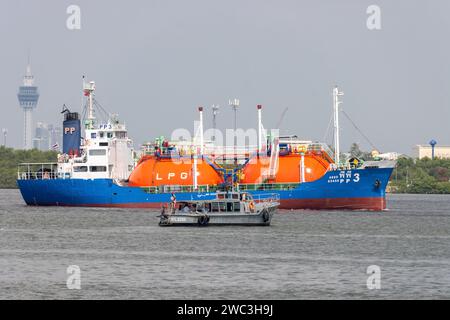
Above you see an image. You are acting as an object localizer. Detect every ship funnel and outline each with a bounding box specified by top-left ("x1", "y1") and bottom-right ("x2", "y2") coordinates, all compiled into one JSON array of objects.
[{"x1": 62, "y1": 107, "x2": 81, "y2": 156}]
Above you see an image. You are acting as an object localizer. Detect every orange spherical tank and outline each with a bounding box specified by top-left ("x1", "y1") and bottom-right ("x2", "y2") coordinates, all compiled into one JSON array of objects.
[
  {"x1": 240, "y1": 154, "x2": 330, "y2": 184},
  {"x1": 128, "y1": 156, "x2": 224, "y2": 187}
]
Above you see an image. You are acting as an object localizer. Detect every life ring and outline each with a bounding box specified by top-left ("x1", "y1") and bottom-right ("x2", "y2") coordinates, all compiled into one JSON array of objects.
[
  {"x1": 249, "y1": 201, "x2": 255, "y2": 212},
  {"x1": 262, "y1": 210, "x2": 270, "y2": 223},
  {"x1": 198, "y1": 214, "x2": 210, "y2": 226}
]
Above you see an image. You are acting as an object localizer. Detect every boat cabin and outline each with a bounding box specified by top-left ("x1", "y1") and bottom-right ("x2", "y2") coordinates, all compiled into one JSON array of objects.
[{"x1": 174, "y1": 191, "x2": 255, "y2": 214}]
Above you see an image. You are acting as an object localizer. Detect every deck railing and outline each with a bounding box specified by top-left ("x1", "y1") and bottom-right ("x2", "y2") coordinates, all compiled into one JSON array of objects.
[
  {"x1": 17, "y1": 163, "x2": 60, "y2": 180},
  {"x1": 237, "y1": 182, "x2": 299, "y2": 191},
  {"x1": 140, "y1": 182, "x2": 298, "y2": 194},
  {"x1": 251, "y1": 192, "x2": 280, "y2": 203},
  {"x1": 141, "y1": 184, "x2": 219, "y2": 194}
]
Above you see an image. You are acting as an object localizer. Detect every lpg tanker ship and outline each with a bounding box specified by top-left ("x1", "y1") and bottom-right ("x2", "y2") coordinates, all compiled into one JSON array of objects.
[{"x1": 17, "y1": 81, "x2": 395, "y2": 210}]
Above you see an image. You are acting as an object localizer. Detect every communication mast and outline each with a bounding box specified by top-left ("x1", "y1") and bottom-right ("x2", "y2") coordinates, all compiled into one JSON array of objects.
[
  {"x1": 229, "y1": 99, "x2": 240, "y2": 161},
  {"x1": 211, "y1": 104, "x2": 220, "y2": 141},
  {"x1": 229, "y1": 99, "x2": 240, "y2": 132},
  {"x1": 17, "y1": 58, "x2": 39, "y2": 150}
]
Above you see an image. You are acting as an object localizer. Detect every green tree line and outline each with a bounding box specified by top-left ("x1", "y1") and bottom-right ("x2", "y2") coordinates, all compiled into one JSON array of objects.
[
  {"x1": 390, "y1": 157, "x2": 450, "y2": 194},
  {"x1": 348, "y1": 143, "x2": 450, "y2": 194},
  {"x1": 0, "y1": 146, "x2": 57, "y2": 189}
]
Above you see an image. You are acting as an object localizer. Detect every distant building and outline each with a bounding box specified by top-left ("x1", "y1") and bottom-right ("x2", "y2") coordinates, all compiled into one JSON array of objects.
[
  {"x1": 413, "y1": 145, "x2": 450, "y2": 159},
  {"x1": 17, "y1": 62, "x2": 39, "y2": 150},
  {"x1": 375, "y1": 152, "x2": 403, "y2": 161},
  {"x1": 48, "y1": 124, "x2": 62, "y2": 151},
  {"x1": 33, "y1": 122, "x2": 49, "y2": 151},
  {"x1": 368, "y1": 149, "x2": 405, "y2": 161},
  {"x1": 32, "y1": 122, "x2": 62, "y2": 151}
]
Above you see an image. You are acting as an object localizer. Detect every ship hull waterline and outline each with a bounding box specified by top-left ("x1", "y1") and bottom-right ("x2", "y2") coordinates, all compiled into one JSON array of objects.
[{"x1": 17, "y1": 167, "x2": 393, "y2": 211}]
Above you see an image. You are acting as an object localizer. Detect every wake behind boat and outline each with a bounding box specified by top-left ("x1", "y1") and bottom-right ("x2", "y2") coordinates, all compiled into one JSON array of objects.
[{"x1": 158, "y1": 191, "x2": 279, "y2": 226}]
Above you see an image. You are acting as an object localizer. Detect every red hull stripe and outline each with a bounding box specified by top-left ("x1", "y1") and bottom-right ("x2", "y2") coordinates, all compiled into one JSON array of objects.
[
  {"x1": 279, "y1": 197, "x2": 386, "y2": 211},
  {"x1": 55, "y1": 197, "x2": 386, "y2": 211}
]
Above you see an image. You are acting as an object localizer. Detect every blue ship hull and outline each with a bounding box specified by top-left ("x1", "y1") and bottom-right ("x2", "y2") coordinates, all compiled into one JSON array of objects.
[{"x1": 17, "y1": 167, "x2": 393, "y2": 210}]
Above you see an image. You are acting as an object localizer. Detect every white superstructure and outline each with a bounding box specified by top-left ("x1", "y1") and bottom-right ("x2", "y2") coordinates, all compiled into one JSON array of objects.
[{"x1": 57, "y1": 81, "x2": 135, "y2": 180}]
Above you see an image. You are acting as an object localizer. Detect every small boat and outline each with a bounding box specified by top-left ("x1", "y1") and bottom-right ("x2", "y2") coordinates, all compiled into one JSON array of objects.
[{"x1": 158, "y1": 191, "x2": 279, "y2": 226}]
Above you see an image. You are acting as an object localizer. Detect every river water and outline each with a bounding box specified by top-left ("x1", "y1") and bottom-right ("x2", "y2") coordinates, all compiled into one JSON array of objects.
[{"x1": 0, "y1": 189, "x2": 449, "y2": 299}]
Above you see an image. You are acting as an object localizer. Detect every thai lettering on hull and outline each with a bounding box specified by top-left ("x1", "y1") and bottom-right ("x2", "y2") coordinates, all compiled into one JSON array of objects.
[{"x1": 327, "y1": 170, "x2": 360, "y2": 184}]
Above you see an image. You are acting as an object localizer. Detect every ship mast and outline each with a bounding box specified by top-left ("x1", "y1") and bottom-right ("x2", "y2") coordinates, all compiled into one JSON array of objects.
[
  {"x1": 198, "y1": 106, "x2": 204, "y2": 154},
  {"x1": 211, "y1": 104, "x2": 219, "y2": 142},
  {"x1": 83, "y1": 80, "x2": 96, "y2": 129},
  {"x1": 192, "y1": 106, "x2": 204, "y2": 190},
  {"x1": 333, "y1": 86, "x2": 344, "y2": 166},
  {"x1": 257, "y1": 105, "x2": 263, "y2": 153}
]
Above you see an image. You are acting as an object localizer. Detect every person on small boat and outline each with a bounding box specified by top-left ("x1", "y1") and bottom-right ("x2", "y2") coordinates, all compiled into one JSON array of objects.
[
  {"x1": 160, "y1": 205, "x2": 169, "y2": 218},
  {"x1": 170, "y1": 192, "x2": 177, "y2": 212},
  {"x1": 181, "y1": 203, "x2": 190, "y2": 213}
]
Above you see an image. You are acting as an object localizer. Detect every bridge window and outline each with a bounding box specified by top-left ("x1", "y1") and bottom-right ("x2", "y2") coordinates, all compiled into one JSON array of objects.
[
  {"x1": 91, "y1": 132, "x2": 97, "y2": 139},
  {"x1": 73, "y1": 166, "x2": 88, "y2": 172},
  {"x1": 90, "y1": 166, "x2": 107, "y2": 172},
  {"x1": 89, "y1": 149, "x2": 106, "y2": 156},
  {"x1": 211, "y1": 202, "x2": 220, "y2": 212},
  {"x1": 218, "y1": 202, "x2": 226, "y2": 212},
  {"x1": 116, "y1": 131, "x2": 127, "y2": 139}
]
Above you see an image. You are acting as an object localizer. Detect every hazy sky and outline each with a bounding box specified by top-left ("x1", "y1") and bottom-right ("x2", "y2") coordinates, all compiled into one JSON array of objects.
[{"x1": 1, "y1": 0, "x2": 449, "y2": 155}]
